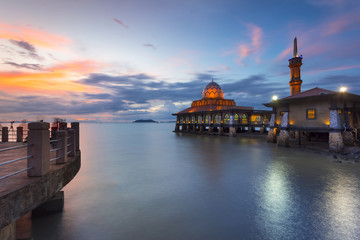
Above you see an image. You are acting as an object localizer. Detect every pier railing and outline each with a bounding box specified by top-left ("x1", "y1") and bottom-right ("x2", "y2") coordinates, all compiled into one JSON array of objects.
[
  {"x1": 0, "y1": 127, "x2": 28, "y2": 142},
  {"x1": 0, "y1": 122, "x2": 79, "y2": 180}
]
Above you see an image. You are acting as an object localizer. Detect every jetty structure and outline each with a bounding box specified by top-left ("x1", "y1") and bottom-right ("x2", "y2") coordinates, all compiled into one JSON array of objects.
[
  {"x1": 0, "y1": 121, "x2": 80, "y2": 240},
  {"x1": 264, "y1": 37, "x2": 360, "y2": 152},
  {"x1": 172, "y1": 79, "x2": 271, "y2": 136}
]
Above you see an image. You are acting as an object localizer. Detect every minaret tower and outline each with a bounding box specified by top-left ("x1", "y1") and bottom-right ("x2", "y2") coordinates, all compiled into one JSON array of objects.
[{"x1": 288, "y1": 37, "x2": 303, "y2": 96}]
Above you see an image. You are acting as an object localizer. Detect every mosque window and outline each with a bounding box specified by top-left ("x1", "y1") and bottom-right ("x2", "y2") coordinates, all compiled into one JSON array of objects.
[
  {"x1": 197, "y1": 115, "x2": 202, "y2": 123},
  {"x1": 251, "y1": 115, "x2": 261, "y2": 123},
  {"x1": 223, "y1": 114, "x2": 230, "y2": 124},
  {"x1": 205, "y1": 115, "x2": 209, "y2": 124},
  {"x1": 306, "y1": 109, "x2": 316, "y2": 119},
  {"x1": 241, "y1": 114, "x2": 248, "y2": 124},
  {"x1": 214, "y1": 114, "x2": 220, "y2": 124},
  {"x1": 191, "y1": 116, "x2": 195, "y2": 123},
  {"x1": 234, "y1": 114, "x2": 240, "y2": 123}
]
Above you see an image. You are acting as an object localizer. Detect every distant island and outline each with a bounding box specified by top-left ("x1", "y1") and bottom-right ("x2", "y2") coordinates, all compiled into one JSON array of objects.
[{"x1": 133, "y1": 119, "x2": 158, "y2": 123}]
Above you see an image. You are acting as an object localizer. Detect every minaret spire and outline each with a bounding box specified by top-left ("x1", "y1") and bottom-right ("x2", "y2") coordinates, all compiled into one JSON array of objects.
[
  {"x1": 293, "y1": 37, "x2": 298, "y2": 58},
  {"x1": 288, "y1": 37, "x2": 303, "y2": 96}
]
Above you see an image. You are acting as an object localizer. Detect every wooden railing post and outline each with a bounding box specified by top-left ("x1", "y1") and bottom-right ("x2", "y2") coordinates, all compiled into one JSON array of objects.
[
  {"x1": 27, "y1": 122, "x2": 50, "y2": 177},
  {"x1": 17, "y1": 127, "x2": 23, "y2": 142},
  {"x1": 2, "y1": 127, "x2": 8, "y2": 142},
  {"x1": 56, "y1": 130, "x2": 67, "y2": 164},
  {"x1": 67, "y1": 129, "x2": 75, "y2": 157},
  {"x1": 71, "y1": 122, "x2": 79, "y2": 152}
]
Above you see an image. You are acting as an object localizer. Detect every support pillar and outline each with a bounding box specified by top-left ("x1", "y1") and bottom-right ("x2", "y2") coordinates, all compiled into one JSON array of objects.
[
  {"x1": 229, "y1": 114, "x2": 236, "y2": 137},
  {"x1": 27, "y1": 122, "x2": 50, "y2": 177},
  {"x1": 267, "y1": 113, "x2": 277, "y2": 143},
  {"x1": 247, "y1": 126, "x2": 253, "y2": 133},
  {"x1": 174, "y1": 124, "x2": 180, "y2": 132},
  {"x1": 295, "y1": 131, "x2": 301, "y2": 145},
  {"x1": 329, "y1": 109, "x2": 344, "y2": 152},
  {"x1": 218, "y1": 126, "x2": 223, "y2": 135},
  {"x1": 16, "y1": 212, "x2": 32, "y2": 240},
  {"x1": 2, "y1": 127, "x2": 8, "y2": 142},
  {"x1": 192, "y1": 125, "x2": 196, "y2": 133},
  {"x1": 342, "y1": 131, "x2": 355, "y2": 146},
  {"x1": 200, "y1": 125, "x2": 204, "y2": 133},
  {"x1": 277, "y1": 112, "x2": 290, "y2": 147},
  {"x1": 260, "y1": 126, "x2": 266, "y2": 134}
]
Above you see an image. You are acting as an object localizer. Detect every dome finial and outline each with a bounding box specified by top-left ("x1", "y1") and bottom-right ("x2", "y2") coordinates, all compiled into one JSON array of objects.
[{"x1": 211, "y1": 78, "x2": 214, "y2": 82}]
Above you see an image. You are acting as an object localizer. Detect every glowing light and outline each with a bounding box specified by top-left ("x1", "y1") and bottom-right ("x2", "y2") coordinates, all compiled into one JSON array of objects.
[
  {"x1": 339, "y1": 86, "x2": 347, "y2": 93},
  {"x1": 272, "y1": 95, "x2": 278, "y2": 101}
]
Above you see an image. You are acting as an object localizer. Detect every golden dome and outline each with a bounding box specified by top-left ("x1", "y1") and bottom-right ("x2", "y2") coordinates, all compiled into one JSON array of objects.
[{"x1": 202, "y1": 80, "x2": 224, "y2": 99}]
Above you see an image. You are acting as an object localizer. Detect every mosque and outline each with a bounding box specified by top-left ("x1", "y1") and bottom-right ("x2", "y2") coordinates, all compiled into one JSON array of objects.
[
  {"x1": 172, "y1": 79, "x2": 271, "y2": 136},
  {"x1": 173, "y1": 38, "x2": 360, "y2": 152}
]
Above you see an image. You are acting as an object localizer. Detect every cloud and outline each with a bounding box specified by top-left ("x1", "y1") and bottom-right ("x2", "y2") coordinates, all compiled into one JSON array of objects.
[
  {"x1": 226, "y1": 23, "x2": 263, "y2": 64},
  {"x1": 0, "y1": 22, "x2": 70, "y2": 48},
  {"x1": 9, "y1": 39, "x2": 43, "y2": 60},
  {"x1": 143, "y1": 43, "x2": 156, "y2": 50},
  {"x1": 0, "y1": 60, "x2": 103, "y2": 94},
  {"x1": 113, "y1": 18, "x2": 129, "y2": 29},
  {"x1": 3, "y1": 61, "x2": 43, "y2": 71},
  {"x1": 275, "y1": 7, "x2": 360, "y2": 62}
]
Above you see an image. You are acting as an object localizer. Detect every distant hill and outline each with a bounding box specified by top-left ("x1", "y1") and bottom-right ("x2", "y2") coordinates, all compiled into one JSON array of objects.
[{"x1": 133, "y1": 119, "x2": 158, "y2": 123}]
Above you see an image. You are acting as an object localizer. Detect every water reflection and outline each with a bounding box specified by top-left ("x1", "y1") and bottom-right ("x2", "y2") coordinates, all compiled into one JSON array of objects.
[
  {"x1": 255, "y1": 159, "x2": 296, "y2": 239},
  {"x1": 321, "y1": 167, "x2": 360, "y2": 239},
  {"x1": 32, "y1": 123, "x2": 360, "y2": 240}
]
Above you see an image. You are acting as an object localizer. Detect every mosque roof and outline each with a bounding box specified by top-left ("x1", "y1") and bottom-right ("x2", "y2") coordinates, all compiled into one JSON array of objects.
[
  {"x1": 202, "y1": 80, "x2": 224, "y2": 99},
  {"x1": 263, "y1": 87, "x2": 360, "y2": 107},
  {"x1": 281, "y1": 87, "x2": 336, "y2": 100},
  {"x1": 176, "y1": 105, "x2": 253, "y2": 114}
]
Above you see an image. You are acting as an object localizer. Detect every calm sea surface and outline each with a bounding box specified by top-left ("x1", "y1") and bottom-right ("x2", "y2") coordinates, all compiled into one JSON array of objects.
[{"x1": 33, "y1": 123, "x2": 360, "y2": 240}]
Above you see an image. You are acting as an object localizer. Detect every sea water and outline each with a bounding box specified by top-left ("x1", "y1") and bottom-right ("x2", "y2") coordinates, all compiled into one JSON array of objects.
[{"x1": 32, "y1": 123, "x2": 360, "y2": 240}]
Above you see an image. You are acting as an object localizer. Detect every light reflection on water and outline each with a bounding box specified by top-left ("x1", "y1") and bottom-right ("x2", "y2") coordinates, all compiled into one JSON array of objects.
[{"x1": 33, "y1": 123, "x2": 360, "y2": 240}]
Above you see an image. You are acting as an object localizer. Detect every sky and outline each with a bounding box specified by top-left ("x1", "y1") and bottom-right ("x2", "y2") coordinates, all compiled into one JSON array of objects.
[{"x1": 1, "y1": 0, "x2": 360, "y2": 122}]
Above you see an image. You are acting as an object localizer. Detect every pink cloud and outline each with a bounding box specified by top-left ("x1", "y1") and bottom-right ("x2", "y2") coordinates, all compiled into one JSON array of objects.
[
  {"x1": 113, "y1": 18, "x2": 129, "y2": 29},
  {"x1": 275, "y1": 46, "x2": 292, "y2": 62},
  {"x1": 231, "y1": 23, "x2": 263, "y2": 64},
  {"x1": 275, "y1": 7, "x2": 360, "y2": 62},
  {"x1": 306, "y1": 64, "x2": 360, "y2": 75}
]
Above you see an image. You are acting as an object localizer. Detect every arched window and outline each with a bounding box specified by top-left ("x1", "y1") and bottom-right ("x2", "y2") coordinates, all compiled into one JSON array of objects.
[
  {"x1": 234, "y1": 114, "x2": 240, "y2": 123},
  {"x1": 186, "y1": 116, "x2": 189, "y2": 123},
  {"x1": 197, "y1": 115, "x2": 202, "y2": 123},
  {"x1": 180, "y1": 117, "x2": 184, "y2": 123},
  {"x1": 205, "y1": 115, "x2": 209, "y2": 124},
  {"x1": 191, "y1": 115, "x2": 195, "y2": 123},
  {"x1": 241, "y1": 114, "x2": 248, "y2": 124},
  {"x1": 223, "y1": 114, "x2": 230, "y2": 124},
  {"x1": 263, "y1": 115, "x2": 268, "y2": 124},
  {"x1": 214, "y1": 114, "x2": 220, "y2": 124}
]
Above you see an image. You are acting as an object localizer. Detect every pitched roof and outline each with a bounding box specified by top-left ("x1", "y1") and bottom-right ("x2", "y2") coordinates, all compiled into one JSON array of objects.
[{"x1": 281, "y1": 87, "x2": 336, "y2": 100}]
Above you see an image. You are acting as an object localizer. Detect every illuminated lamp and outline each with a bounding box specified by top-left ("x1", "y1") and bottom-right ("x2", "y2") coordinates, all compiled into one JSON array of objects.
[
  {"x1": 339, "y1": 86, "x2": 347, "y2": 93},
  {"x1": 272, "y1": 95, "x2": 278, "y2": 101}
]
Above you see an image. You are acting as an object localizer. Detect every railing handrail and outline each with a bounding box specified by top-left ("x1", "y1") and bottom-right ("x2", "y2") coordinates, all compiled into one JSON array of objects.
[
  {"x1": 0, "y1": 144, "x2": 31, "y2": 153},
  {"x1": 0, "y1": 155, "x2": 33, "y2": 167},
  {"x1": 0, "y1": 167, "x2": 33, "y2": 180}
]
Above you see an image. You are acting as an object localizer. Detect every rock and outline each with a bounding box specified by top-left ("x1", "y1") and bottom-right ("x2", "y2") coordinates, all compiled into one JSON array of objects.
[{"x1": 333, "y1": 155, "x2": 338, "y2": 159}]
